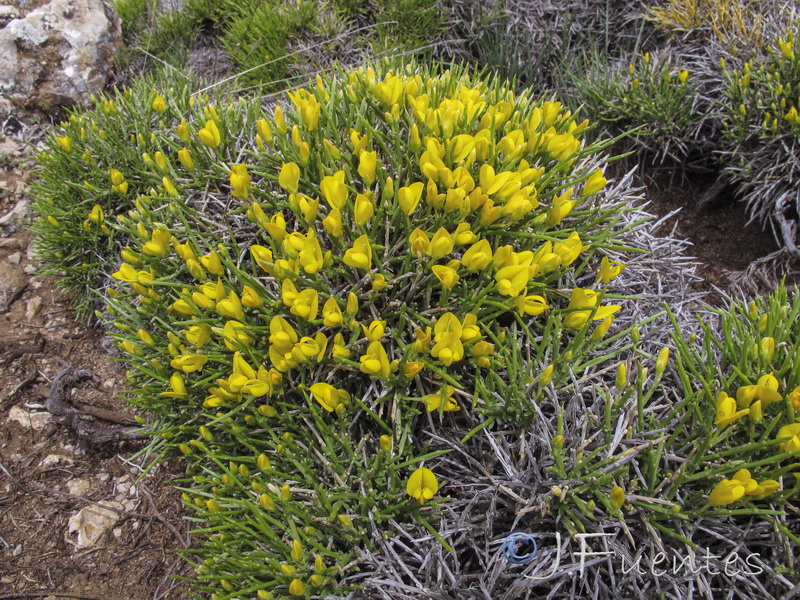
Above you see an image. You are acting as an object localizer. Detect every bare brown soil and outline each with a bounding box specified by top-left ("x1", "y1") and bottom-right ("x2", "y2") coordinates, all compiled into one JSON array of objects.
[
  {"x1": 0, "y1": 144, "x2": 192, "y2": 600},
  {"x1": 639, "y1": 168, "x2": 799, "y2": 303}
]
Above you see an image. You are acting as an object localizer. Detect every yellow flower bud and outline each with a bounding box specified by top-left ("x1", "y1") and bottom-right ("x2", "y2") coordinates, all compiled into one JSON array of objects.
[
  {"x1": 151, "y1": 95, "x2": 166, "y2": 113},
  {"x1": 610, "y1": 486, "x2": 625, "y2": 510},
  {"x1": 615, "y1": 363, "x2": 627, "y2": 391},
  {"x1": 655, "y1": 347, "x2": 670, "y2": 375}
]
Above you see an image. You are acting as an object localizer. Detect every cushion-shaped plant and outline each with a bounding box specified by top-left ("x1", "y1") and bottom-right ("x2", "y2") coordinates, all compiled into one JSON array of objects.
[{"x1": 97, "y1": 62, "x2": 651, "y2": 597}]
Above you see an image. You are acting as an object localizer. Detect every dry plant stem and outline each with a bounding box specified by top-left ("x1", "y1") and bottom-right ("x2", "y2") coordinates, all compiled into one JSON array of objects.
[
  {"x1": 46, "y1": 367, "x2": 148, "y2": 444},
  {"x1": 775, "y1": 191, "x2": 800, "y2": 261}
]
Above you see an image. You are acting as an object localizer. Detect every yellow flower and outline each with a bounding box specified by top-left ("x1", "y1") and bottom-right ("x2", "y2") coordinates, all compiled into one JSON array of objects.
[
  {"x1": 297, "y1": 233, "x2": 324, "y2": 274},
  {"x1": 278, "y1": 162, "x2": 300, "y2": 194},
  {"x1": 274, "y1": 106, "x2": 287, "y2": 134},
  {"x1": 178, "y1": 147, "x2": 194, "y2": 171},
  {"x1": 372, "y1": 273, "x2": 387, "y2": 291},
  {"x1": 358, "y1": 150, "x2": 377, "y2": 187},
  {"x1": 460, "y1": 313, "x2": 481, "y2": 342},
  {"x1": 292, "y1": 92, "x2": 320, "y2": 131},
  {"x1": 398, "y1": 182, "x2": 424, "y2": 215},
  {"x1": 151, "y1": 95, "x2": 166, "y2": 113},
  {"x1": 309, "y1": 382, "x2": 348, "y2": 412},
  {"x1": 323, "y1": 138, "x2": 341, "y2": 160},
  {"x1": 343, "y1": 235, "x2": 372, "y2": 271},
  {"x1": 432, "y1": 265, "x2": 459, "y2": 289},
  {"x1": 452, "y1": 222, "x2": 476, "y2": 245},
  {"x1": 583, "y1": 170, "x2": 606, "y2": 197},
  {"x1": 736, "y1": 374, "x2": 781, "y2": 408},
  {"x1": 714, "y1": 391, "x2": 749, "y2": 427},
  {"x1": 230, "y1": 164, "x2": 252, "y2": 199},
  {"x1": 120, "y1": 340, "x2": 143, "y2": 357},
  {"x1": 610, "y1": 486, "x2": 625, "y2": 510},
  {"x1": 547, "y1": 188, "x2": 574, "y2": 226},
  {"x1": 431, "y1": 313, "x2": 464, "y2": 366},
  {"x1": 250, "y1": 245, "x2": 274, "y2": 272},
  {"x1": 346, "y1": 292, "x2": 359, "y2": 317},
  {"x1": 515, "y1": 294, "x2": 548, "y2": 316},
  {"x1": 281, "y1": 280, "x2": 319, "y2": 320},
  {"x1": 730, "y1": 469, "x2": 772, "y2": 497},
  {"x1": 269, "y1": 316, "x2": 298, "y2": 353},
  {"x1": 411, "y1": 327, "x2": 432, "y2": 353},
  {"x1": 177, "y1": 119, "x2": 190, "y2": 142},
  {"x1": 749, "y1": 399, "x2": 763, "y2": 423},
  {"x1": 162, "y1": 176, "x2": 178, "y2": 198},
  {"x1": 262, "y1": 210, "x2": 287, "y2": 243},
  {"x1": 288, "y1": 579, "x2": 305, "y2": 596},
  {"x1": 154, "y1": 151, "x2": 168, "y2": 172},
  {"x1": 553, "y1": 231, "x2": 586, "y2": 266},
  {"x1": 354, "y1": 193, "x2": 374, "y2": 225},
  {"x1": 359, "y1": 341, "x2": 390, "y2": 377},
  {"x1": 198, "y1": 120, "x2": 221, "y2": 148},
  {"x1": 322, "y1": 208, "x2": 343, "y2": 238},
  {"x1": 406, "y1": 467, "x2": 439, "y2": 504},
  {"x1": 320, "y1": 170, "x2": 347, "y2": 209},
  {"x1": 88, "y1": 204, "x2": 104, "y2": 224},
  {"x1": 184, "y1": 324, "x2": 211, "y2": 346},
  {"x1": 241, "y1": 285, "x2": 263, "y2": 308},
  {"x1": 461, "y1": 239, "x2": 492, "y2": 272},
  {"x1": 374, "y1": 76, "x2": 404, "y2": 106},
  {"x1": 222, "y1": 320, "x2": 254, "y2": 351},
  {"x1": 678, "y1": 70, "x2": 689, "y2": 84},
  {"x1": 322, "y1": 297, "x2": 344, "y2": 327},
  {"x1": 598, "y1": 257, "x2": 625, "y2": 284},
  {"x1": 408, "y1": 228, "x2": 430, "y2": 255},
  {"x1": 403, "y1": 361, "x2": 423, "y2": 378},
  {"x1": 216, "y1": 290, "x2": 245, "y2": 321},
  {"x1": 200, "y1": 250, "x2": 225, "y2": 276},
  {"x1": 142, "y1": 229, "x2": 171, "y2": 257},
  {"x1": 109, "y1": 168, "x2": 128, "y2": 194},
  {"x1": 363, "y1": 320, "x2": 386, "y2": 342},
  {"x1": 789, "y1": 386, "x2": 800, "y2": 410},
  {"x1": 422, "y1": 385, "x2": 460, "y2": 412},
  {"x1": 256, "y1": 118, "x2": 273, "y2": 144},
  {"x1": 161, "y1": 372, "x2": 188, "y2": 399},
  {"x1": 779, "y1": 38, "x2": 795, "y2": 60},
  {"x1": 563, "y1": 288, "x2": 621, "y2": 329},
  {"x1": 55, "y1": 136, "x2": 72, "y2": 152},
  {"x1": 170, "y1": 354, "x2": 208, "y2": 373},
  {"x1": 708, "y1": 478, "x2": 746, "y2": 506},
  {"x1": 331, "y1": 332, "x2": 350, "y2": 359},
  {"x1": 760, "y1": 337, "x2": 775, "y2": 362},
  {"x1": 495, "y1": 264, "x2": 529, "y2": 297},
  {"x1": 428, "y1": 228, "x2": 454, "y2": 260},
  {"x1": 777, "y1": 423, "x2": 800, "y2": 453}
]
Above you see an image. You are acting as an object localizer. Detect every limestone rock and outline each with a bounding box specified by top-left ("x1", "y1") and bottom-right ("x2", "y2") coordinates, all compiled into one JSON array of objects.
[
  {"x1": 0, "y1": 260, "x2": 26, "y2": 312},
  {"x1": 66, "y1": 501, "x2": 122, "y2": 548},
  {"x1": 8, "y1": 406, "x2": 50, "y2": 430},
  {"x1": 0, "y1": 0, "x2": 121, "y2": 116}
]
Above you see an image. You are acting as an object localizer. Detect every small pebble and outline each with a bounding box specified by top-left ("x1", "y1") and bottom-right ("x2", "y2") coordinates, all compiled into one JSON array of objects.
[{"x1": 7, "y1": 251, "x2": 21, "y2": 264}]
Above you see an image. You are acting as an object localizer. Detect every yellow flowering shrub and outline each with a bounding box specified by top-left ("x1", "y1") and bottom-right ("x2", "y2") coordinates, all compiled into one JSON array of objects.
[{"x1": 85, "y1": 62, "x2": 654, "y2": 597}]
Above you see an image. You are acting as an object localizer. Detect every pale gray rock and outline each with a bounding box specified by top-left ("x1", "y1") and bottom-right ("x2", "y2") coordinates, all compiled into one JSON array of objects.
[{"x1": 0, "y1": 0, "x2": 121, "y2": 116}]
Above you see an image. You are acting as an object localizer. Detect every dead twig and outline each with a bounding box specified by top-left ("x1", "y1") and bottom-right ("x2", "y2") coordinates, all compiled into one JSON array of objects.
[{"x1": 46, "y1": 367, "x2": 148, "y2": 446}]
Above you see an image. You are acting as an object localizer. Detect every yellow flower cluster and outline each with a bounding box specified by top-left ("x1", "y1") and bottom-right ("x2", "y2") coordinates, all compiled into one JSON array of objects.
[
  {"x1": 107, "y1": 67, "x2": 632, "y2": 530},
  {"x1": 708, "y1": 469, "x2": 779, "y2": 506},
  {"x1": 715, "y1": 373, "x2": 785, "y2": 428}
]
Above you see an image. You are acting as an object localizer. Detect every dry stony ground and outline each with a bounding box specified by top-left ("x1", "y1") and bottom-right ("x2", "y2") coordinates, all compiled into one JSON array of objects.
[
  {"x1": 0, "y1": 134, "x2": 192, "y2": 600},
  {"x1": 0, "y1": 127, "x2": 795, "y2": 600}
]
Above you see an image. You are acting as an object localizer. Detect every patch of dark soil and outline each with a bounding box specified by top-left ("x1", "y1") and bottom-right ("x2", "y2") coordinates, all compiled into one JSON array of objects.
[{"x1": 638, "y1": 168, "x2": 800, "y2": 303}]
